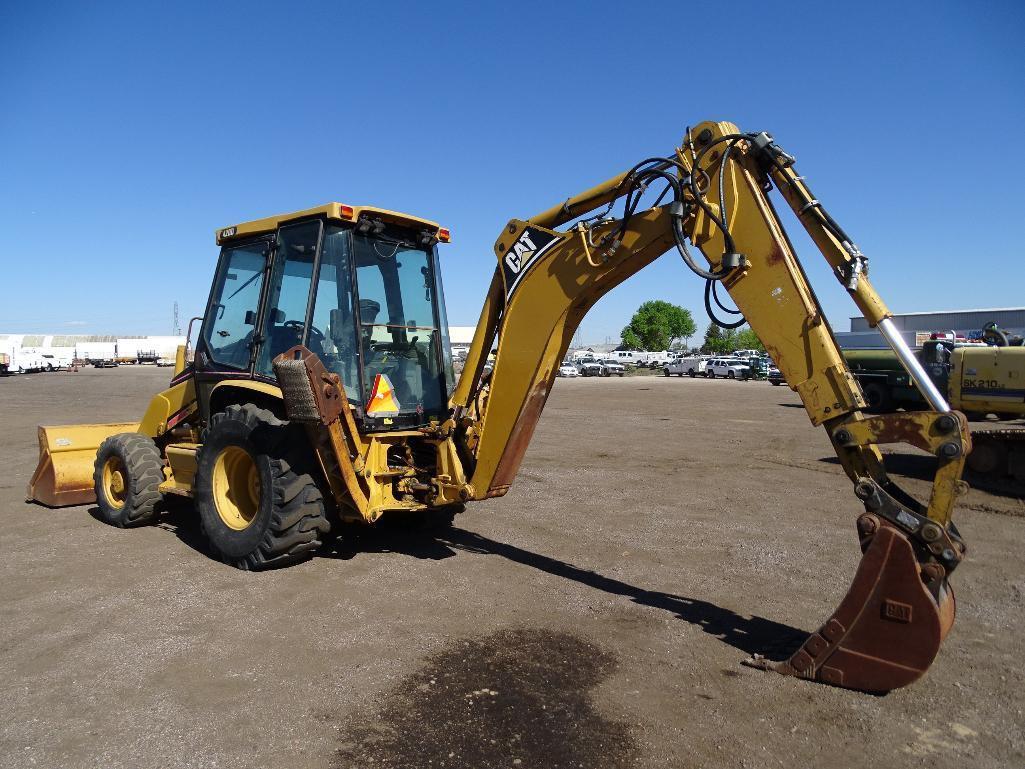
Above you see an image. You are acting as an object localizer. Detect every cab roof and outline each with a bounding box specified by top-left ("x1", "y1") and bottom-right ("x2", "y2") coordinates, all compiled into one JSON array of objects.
[{"x1": 215, "y1": 203, "x2": 449, "y2": 245}]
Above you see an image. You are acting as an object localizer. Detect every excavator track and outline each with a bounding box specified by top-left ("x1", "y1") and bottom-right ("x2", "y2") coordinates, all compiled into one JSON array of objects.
[{"x1": 966, "y1": 427, "x2": 1025, "y2": 489}]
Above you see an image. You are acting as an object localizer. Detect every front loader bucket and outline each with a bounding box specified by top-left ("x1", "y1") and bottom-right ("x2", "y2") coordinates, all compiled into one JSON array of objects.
[
  {"x1": 768, "y1": 524, "x2": 954, "y2": 693},
  {"x1": 27, "y1": 423, "x2": 140, "y2": 507}
]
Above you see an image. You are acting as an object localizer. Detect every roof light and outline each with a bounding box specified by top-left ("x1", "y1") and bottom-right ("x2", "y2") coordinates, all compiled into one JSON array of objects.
[
  {"x1": 339, "y1": 205, "x2": 354, "y2": 220},
  {"x1": 438, "y1": 228, "x2": 451, "y2": 243}
]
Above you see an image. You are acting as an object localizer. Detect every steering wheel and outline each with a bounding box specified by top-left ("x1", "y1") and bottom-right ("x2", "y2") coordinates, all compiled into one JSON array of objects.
[{"x1": 282, "y1": 320, "x2": 326, "y2": 345}]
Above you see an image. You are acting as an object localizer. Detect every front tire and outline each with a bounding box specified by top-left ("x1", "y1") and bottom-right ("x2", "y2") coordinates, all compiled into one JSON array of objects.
[
  {"x1": 195, "y1": 404, "x2": 330, "y2": 570},
  {"x1": 94, "y1": 433, "x2": 163, "y2": 527},
  {"x1": 707, "y1": 370, "x2": 715, "y2": 379}
]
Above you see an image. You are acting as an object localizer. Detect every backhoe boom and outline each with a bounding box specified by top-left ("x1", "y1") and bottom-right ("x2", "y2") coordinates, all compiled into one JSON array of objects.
[{"x1": 451, "y1": 120, "x2": 969, "y2": 692}]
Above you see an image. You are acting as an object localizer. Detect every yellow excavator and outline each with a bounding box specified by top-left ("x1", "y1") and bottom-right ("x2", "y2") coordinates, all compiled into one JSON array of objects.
[{"x1": 28, "y1": 121, "x2": 971, "y2": 694}]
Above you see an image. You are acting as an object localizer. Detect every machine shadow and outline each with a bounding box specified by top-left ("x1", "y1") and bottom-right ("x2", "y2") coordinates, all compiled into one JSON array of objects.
[
  {"x1": 819, "y1": 453, "x2": 936, "y2": 482},
  {"x1": 152, "y1": 499, "x2": 220, "y2": 557},
  {"x1": 328, "y1": 522, "x2": 808, "y2": 661},
  {"x1": 143, "y1": 505, "x2": 806, "y2": 660}
]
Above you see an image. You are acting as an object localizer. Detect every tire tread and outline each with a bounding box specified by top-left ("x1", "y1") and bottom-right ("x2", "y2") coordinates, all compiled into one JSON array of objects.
[
  {"x1": 197, "y1": 403, "x2": 330, "y2": 570},
  {"x1": 93, "y1": 433, "x2": 164, "y2": 527}
]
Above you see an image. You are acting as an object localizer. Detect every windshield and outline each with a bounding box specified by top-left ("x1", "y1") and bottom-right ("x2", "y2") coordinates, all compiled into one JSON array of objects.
[{"x1": 352, "y1": 229, "x2": 450, "y2": 425}]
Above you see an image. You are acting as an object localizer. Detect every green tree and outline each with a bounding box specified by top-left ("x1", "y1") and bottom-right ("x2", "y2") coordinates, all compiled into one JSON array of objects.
[
  {"x1": 620, "y1": 301, "x2": 696, "y2": 351},
  {"x1": 702, "y1": 323, "x2": 738, "y2": 354},
  {"x1": 734, "y1": 326, "x2": 765, "y2": 353}
]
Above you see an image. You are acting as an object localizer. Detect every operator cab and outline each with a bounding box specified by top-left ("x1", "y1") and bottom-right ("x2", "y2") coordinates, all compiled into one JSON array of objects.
[{"x1": 196, "y1": 203, "x2": 455, "y2": 431}]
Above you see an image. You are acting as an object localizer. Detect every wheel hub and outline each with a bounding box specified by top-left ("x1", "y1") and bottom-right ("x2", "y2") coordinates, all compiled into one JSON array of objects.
[
  {"x1": 102, "y1": 456, "x2": 127, "y2": 509},
  {"x1": 213, "y1": 446, "x2": 261, "y2": 530}
]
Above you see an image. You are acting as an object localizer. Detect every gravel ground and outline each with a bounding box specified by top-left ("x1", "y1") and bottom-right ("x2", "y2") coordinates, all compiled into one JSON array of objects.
[{"x1": 1, "y1": 366, "x2": 1022, "y2": 769}]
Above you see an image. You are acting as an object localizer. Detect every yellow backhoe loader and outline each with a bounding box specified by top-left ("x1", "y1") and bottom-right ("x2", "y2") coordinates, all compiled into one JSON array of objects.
[{"x1": 28, "y1": 121, "x2": 971, "y2": 694}]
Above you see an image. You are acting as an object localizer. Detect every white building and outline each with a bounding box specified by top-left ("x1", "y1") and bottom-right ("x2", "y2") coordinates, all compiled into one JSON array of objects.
[
  {"x1": 0, "y1": 334, "x2": 186, "y2": 368},
  {"x1": 840, "y1": 307, "x2": 1025, "y2": 349}
]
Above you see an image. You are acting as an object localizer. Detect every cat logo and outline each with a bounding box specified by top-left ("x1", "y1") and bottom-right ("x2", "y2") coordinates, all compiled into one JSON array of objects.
[
  {"x1": 219, "y1": 226, "x2": 237, "y2": 240},
  {"x1": 500, "y1": 226, "x2": 561, "y2": 299},
  {"x1": 504, "y1": 231, "x2": 537, "y2": 274}
]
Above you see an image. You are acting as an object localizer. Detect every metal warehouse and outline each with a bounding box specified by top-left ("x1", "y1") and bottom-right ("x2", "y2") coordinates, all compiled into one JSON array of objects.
[{"x1": 849, "y1": 307, "x2": 1025, "y2": 336}]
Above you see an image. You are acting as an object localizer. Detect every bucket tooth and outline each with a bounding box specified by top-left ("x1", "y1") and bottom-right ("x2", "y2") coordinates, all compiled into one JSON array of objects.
[{"x1": 776, "y1": 525, "x2": 949, "y2": 694}]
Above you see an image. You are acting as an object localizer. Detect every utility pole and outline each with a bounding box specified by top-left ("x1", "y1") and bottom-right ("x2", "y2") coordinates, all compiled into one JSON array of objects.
[{"x1": 172, "y1": 302, "x2": 181, "y2": 335}]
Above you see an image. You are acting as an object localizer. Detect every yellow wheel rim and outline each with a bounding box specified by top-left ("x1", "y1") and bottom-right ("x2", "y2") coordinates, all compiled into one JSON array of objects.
[
  {"x1": 212, "y1": 446, "x2": 261, "y2": 531},
  {"x1": 102, "y1": 456, "x2": 127, "y2": 510}
]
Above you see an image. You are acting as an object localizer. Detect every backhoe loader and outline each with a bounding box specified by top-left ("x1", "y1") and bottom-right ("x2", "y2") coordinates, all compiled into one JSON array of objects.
[{"x1": 28, "y1": 121, "x2": 971, "y2": 694}]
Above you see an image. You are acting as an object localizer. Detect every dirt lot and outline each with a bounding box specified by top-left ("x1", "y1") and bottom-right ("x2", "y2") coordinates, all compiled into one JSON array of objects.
[{"x1": 1, "y1": 366, "x2": 1023, "y2": 769}]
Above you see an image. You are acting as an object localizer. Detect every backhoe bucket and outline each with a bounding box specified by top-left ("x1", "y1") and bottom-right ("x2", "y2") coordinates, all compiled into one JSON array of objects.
[
  {"x1": 27, "y1": 423, "x2": 140, "y2": 507},
  {"x1": 767, "y1": 524, "x2": 954, "y2": 693}
]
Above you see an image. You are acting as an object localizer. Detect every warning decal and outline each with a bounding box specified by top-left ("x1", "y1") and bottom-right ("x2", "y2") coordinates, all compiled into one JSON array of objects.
[{"x1": 366, "y1": 373, "x2": 401, "y2": 417}]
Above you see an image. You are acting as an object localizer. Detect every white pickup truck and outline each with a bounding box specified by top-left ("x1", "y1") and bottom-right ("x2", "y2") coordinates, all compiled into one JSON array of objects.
[
  {"x1": 705, "y1": 357, "x2": 753, "y2": 379},
  {"x1": 664, "y1": 355, "x2": 709, "y2": 377}
]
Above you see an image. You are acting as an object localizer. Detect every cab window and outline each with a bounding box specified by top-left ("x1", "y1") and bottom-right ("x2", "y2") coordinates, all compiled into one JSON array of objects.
[
  {"x1": 309, "y1": 226, "x2": 360, "y2": 401},
  {"x1": 352, "y1": 231, "x2": 447, "y2": 420},
  {"x1": 203, "y1": 242, "x2": 267, "y2": 370},
  {"x1": 256, "y1": 221, "x2": 321, "y2": 377}
]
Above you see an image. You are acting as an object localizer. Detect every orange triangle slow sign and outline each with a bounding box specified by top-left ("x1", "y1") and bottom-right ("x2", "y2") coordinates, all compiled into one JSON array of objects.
[{"x1": 366, "y1": 373, "x2": 401, "y2": 417}]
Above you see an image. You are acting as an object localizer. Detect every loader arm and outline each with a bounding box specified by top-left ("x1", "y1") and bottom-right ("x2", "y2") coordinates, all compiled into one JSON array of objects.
[{"x1": 450, "y1": 120, "x2": 970, "y2": 693}]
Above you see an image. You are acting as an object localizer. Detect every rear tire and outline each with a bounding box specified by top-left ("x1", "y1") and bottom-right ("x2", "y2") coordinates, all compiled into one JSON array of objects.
[
  {"x1": 93, "y1": 433, "x2": 163, "y2": 527},
  {"x1": 195, "y1": 404, "x2": 330, "y2": 570}
]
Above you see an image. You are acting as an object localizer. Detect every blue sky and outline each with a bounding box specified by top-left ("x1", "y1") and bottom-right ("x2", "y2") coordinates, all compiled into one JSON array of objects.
[{"x1": 1, "y1": 0, "x2": 1022, "y2": 345}]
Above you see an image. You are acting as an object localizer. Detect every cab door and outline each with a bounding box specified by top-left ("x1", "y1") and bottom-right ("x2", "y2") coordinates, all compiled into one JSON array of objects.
[
  {"x1": 200, "y1": 240, "x2": 270, "y2": 371},
  {"x1": 254, "y1": 221, "x2": 323, "y2": 378},
  {"x1": 194, "y1": 239, "x2": 272, "y2": 421}
]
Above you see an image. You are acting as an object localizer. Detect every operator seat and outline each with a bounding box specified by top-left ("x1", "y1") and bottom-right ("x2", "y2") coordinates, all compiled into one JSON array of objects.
[{"x1": 265, "y1": 310, "x2": 327, "y2": 363}]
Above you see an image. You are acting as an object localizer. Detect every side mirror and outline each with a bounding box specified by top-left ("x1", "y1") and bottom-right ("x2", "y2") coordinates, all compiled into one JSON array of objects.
[{"x1": 244, "y1": 310, "x2": 257, "y2": 326}]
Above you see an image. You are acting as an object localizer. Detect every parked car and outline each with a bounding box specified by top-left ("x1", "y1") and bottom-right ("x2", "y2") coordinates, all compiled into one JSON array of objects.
[
  {"x1": 599, "y1": 359, "x2": 627, "y2": 376},
  {"x1": 557, "y1": 362, "x2": 580, "y2": 377},
  {"x1": 607, "y1": 350, "x2": 648, "y2": 366},
  {"x1": 579, "y1": 361, "x2": 606, "y2": 377},
  {"x1": 664, "y1": 355, "x2": 709, "y2": 377},
  {"x1": 705, "y1": 358, "x2": 752, "y2": 379},
  {"x1": 745, "y1": 356, "x2": 774, "y2": 380},
  {"x1": 643, "y1": 351, "x2": 672, "y2": 368},
  {"x1": 39, "y1": 353, "x2": 69, "y2": 371},
  {"x1": 768, "y1": 366, "x2": 787, "y2": 386},
  {"x1": 12, "y1": 351, "x2": 45, "y2": 373}
]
